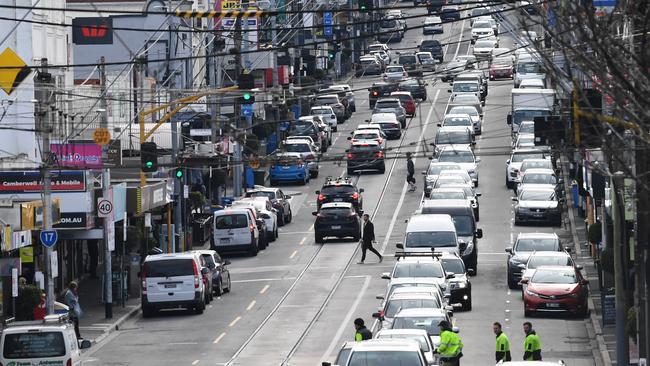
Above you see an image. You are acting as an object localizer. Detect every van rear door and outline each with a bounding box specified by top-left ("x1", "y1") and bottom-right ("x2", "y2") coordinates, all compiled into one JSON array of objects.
[
  {"x1": 144, "y1": 259, "x2": 196, "y2": 303},
  {"x1": 214, "y1": 213, "x2": 252, "y2": 246}
]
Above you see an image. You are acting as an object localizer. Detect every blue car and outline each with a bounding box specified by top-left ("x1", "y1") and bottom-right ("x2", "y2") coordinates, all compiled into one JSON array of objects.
[{"x1": 269, "y1": 153, "x2": 310, "y2": 185}]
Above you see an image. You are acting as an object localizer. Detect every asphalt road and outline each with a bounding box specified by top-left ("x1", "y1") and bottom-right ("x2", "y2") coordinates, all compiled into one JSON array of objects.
[{"x1": 82, "y1": 4, "x2": 598, "y2": 366}]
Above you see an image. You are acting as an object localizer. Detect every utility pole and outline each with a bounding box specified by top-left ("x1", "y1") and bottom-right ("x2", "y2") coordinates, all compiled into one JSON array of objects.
[
  {"x1": 99, "y1": 57, "x2": 113, "y2": 318},
  {"x1": 233, "y1": 12, "x2": 244, "y2": 197},
  {"x1": 36, "y1": 58, "x2": 55, "y2": 315},
  {"x1": 612, "y1": 171, "x2": 629, "y2": 366}
]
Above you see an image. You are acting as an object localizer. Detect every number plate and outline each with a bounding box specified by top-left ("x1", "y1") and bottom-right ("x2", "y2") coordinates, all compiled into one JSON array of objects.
[
  {"x1": 283, "y1": 166, "x2": 290, "y2": 169},
  {"x1": 333, "y1": 198, "x2": 343, "y2": 202},
  {"x1": 220, "y1": 238, "x2": 230, "y2": 243},
  {"x1": 547, "y1": 302, "x2": 560, "y2": 308},
  {"x1": 331, "y1": 225, "x2": 341, "y2": 229},
  {"x1": 164, "y1": 284, "x2": 176, "y2": 288}
]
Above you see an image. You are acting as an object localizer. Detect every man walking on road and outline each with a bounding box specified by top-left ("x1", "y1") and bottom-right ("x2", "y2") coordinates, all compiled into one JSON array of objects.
[
  {"x1": 493, "y1": 322, "x2": 512, "y2": 362},
  {"x1": 523, "y1": 322, "x2": 542, "y2": 361},
  {"x1": 358, "y1": 214, "x2": 382, "y2": 264},
  {"x1": 354, "y1": 318, "x2": 372, "y2": 341},
  {"x1": 406, "y1": 152, "x2": 416, "y2": 192}
]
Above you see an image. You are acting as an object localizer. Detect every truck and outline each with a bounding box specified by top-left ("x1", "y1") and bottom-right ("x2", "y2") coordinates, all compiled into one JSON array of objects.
[{"x1": 507, "y1": 88, "x2": 555, "y2": 134}]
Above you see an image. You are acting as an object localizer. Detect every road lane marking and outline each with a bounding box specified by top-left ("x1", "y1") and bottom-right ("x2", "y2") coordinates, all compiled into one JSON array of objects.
[
  {"x1": 229, "y1": 316, "x2": 242, "y2": 327},
  {"x1": 453, "y1": 17, "x2": 467, "y2": 60},
  {"x1": 231, "y1": 277, "x2": 296, "y2": 283},
  {"x1": 246, "y1": 300, "x2": 256, "y2": 311},
  {"x1": 379, "y1": 89, "x2": 442, "y2": 255},
  {"x1": 290, "y1": 250, "x2": 298, "y2": 259},
  {"x1": 300, "y1": 237, "x2": 307, "y2": 245},
  {"x1": 213, "y1": 332, "x2": 226, "y2": 344},
  {"x1": 260, "y1": 284, "x2": 270, "y2": 294},
  {"x1": 321, "y1": 275, "x2": 372, "y2": 363},
  {"x1": 308, "y1": 223, "x2": 314, "y2": 231},
  {"x1": 192, "y1": 360, "x2": 199, "y2": 365}
]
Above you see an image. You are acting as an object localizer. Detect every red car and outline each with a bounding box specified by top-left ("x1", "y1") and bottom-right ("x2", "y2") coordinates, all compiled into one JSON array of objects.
[
  {"x1": 521, "y1": 265, "x2": 589, "y2": 317},
  {"x1": 489, "y1": 58, "x2": 514, "y2": 80},
  {"x1": 391, "y1": 91, "x2": 416, "y2": 117}
]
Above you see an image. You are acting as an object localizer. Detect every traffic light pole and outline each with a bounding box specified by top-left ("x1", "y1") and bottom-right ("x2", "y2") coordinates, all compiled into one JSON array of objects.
[
  {"x1": 100, "y1": 58, "x2": 113, "y2": 318},
  {"x1": 233, "y1": 12, "x2": 244, "y2": 198}
]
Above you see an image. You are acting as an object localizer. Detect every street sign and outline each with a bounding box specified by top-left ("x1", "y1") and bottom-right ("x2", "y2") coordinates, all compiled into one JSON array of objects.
[
  {"x1": 241, "y1": 104, "x2": 253, "y2": 117},
  {"x1": 39, "y1": 230, "x2": 58, "y2": 248},
  {"x1": 323, "y1": 12, "x2": 333, "y2": 38},
  {"x1": 0, "y1": 47, "x2": 31, "y2": 95},
  {"x1": 97, "y1": 198, "x2": 114, "y2": 217},
  {"x1": 93, "y1": 127, "x2": 111, "y2": 145}
]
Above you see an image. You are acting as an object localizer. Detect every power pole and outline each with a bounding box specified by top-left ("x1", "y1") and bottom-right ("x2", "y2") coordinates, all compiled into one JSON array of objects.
[
  {"x1": 612, "y1": 171, "x2": 629, "y2": 366},
  {"x1": 35, "y1": 58, "x2": 55, "y2": 315},
  {"x1": 233, "y1": 13, "x2": 244, "y2": 197},
  {"x1": 99, "y1": 57, "x2": 113, "y2": 318}
]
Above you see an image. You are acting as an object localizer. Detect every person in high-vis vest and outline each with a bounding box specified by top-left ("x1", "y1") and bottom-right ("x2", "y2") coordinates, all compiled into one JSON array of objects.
[
  {"x1": 434, "y1": 320, "x2": 463, "y2": 366},
  {"x1": 493, "y1": 322, "x2": 512, "y2": 362},
  {"x1": 523, "y1": 322, "x2": 542, "y2": 360}
]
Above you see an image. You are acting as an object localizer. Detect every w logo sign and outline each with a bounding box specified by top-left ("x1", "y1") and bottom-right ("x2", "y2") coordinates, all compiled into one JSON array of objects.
[
  {"x1": 72, "y1": 17, "x2": 113, "y2": 44},
  {"x1": 81, "y1": 25, "x2": 108, "y2": 38}
]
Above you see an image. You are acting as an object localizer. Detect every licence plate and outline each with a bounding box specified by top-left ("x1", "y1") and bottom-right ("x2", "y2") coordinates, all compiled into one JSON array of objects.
[
  {"x1": 532, "y1": 213, "x2": 544, "y2": 218},
  {"x1": 283, "y1": 166, "x2": 290, "y2": 169},
  {"x1": 331, "y1": 225, "x2": 341, "y2": 229},
  {"x1": 547, "y1": 302, "x2": 560, "y2": 308},
  {"x1": 220, "y1": 238, "x2": 230, "y2": 243},
  {"x1": 164, "y1": 284, "x2": 176, "y2": 288},
  {"x1": 334, "y1": 198, "x2": 343, "y2": 202}
]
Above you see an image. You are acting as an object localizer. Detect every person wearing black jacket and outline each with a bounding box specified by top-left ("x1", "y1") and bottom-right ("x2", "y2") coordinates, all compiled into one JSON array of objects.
[
  {"x1": 406, "y1": 152, "x2": 416, "y2": 191},
  {"x1": 358, "y1": 214, "x2": 382, "y2": 264},
  {"x1": 354, "y1": 318, "x2": 372, "y2": 341}
]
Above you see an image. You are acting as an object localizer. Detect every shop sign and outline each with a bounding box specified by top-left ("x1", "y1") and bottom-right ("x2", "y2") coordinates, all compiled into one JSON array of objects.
[
  {"x1": 0, "y1": 171, "x2": 86, "y2": 193},
  {"x1": 51, "y1": 142, "x2": 103, "y2": 169},
  {"x1": 53, "y1": 212, "x2": 89, "y2": 229}
]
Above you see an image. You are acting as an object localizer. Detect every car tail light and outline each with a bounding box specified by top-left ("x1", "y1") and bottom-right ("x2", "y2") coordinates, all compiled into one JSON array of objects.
[
  {"x1": 249, "y1": 224, "x2": 255, "y2": 232},
  {"x1": 141, "y1": 267, "x2": 147, "y2": 294},
  {"x1": 376, "y1": 151, "x2": 384, "y2": 158},
  {"x1": 352, "y1": 192, "x2": 360, "y2": 200},
  {"x1": 318, "y1": 194, "x2": 325, "y2": 201},
  {"x1": 66, "y1": 359, "x2": 72, "y2": 366},
  {"x1": 372, "y1": 91, "x2": 378, "y2": 96},
  {"x1": 347, "y1": 153, "x2": 353, "y2": 159},
  {"x1": 192, "y1": 261, "x2": 200, "y2": 288}
]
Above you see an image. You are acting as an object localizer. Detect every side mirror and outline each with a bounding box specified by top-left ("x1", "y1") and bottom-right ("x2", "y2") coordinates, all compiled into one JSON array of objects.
[
  {"x1": 558, "y1": 178, "x2": 564, "y2": 184},
  {"x1": 506, "y1": 114, "x2": 512, "y2": 125},
  {"x1": 476, "y1": 158, "x2": 481, "y2": 163},
  {"x1": 381, "y1": 272, "x2": 391, "y2": 280},
  {"x1": 505, "y1": 247, "x2": 513, "y2": 254},
  {"x1": 564, "y1": 246, "x2": 572, "y2": 253},
  {"x1": 345, "y1": 149, "x2": 350, "y2": 153},
  {"x1": 376, "y1": 295, "x2": 385, "y2": 300},
  {"x1": 315, "y1": 190, "x2": 321, "y2": 194},
  {"x1": 576, "y1": 264, "x2": 584, "y2": 270},
  {"x1": 506, "y1": 159, "x2": 511, "y2": 164},
  {"x1": 467, "y1": 268, "x2": 475, "y2": 276},
  {"x1": 347, "y1": 136, "x2": 352, "y2": 140},
  {"x1": 446, "y1": 272, "x2": 455, "y2": 279},
  {"x1": 224, "y1": 259, "x2": 231, "y2": 265},
  {"x1": 359, "y1": 188, "x2": 365, "y2": 193},
  {"x1": 322, "y1": 362, "x2": 332, "y2": 366},
  {"x1": 447, "y1": 89, "x2": 452, "y2": 93},
  {"x1": 512, "y1": 197, "x2": 518, "y2": 202},
  {"x1": 519, "y1": 278, "x2": 529, "y2": 284},
  {"x1": 79, "y1": 339, "x2": 92, "y2": 349},
  {"x1": 365, "y1": 119, "x2": 370, "y2": 122},
  {"x1": 437, "y1": 123, "x2": 442, "y2": 127},
  {"x1": 396, "y1": 243, "x2": 404, "y2": 249},
  {"x1": 476, "y1": 228, "x2": 483, "y2": 238},
  {"x1": 312, "y1": 211, "x2": 318, "y2": 216},
  {"x1": 476, "y1": 192, "x2": 482, "y2": 197},
  {"x1": 421, "y1": 171, "x2": 427, "y2": 175}
]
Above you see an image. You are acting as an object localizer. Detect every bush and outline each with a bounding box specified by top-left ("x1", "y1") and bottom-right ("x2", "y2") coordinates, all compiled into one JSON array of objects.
[{"x1": 16, "y1": 285, "x2": 41, "y2": 320}]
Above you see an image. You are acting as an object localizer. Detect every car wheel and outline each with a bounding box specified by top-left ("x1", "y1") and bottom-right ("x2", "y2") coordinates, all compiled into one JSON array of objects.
[
  {"x1": 216, "y1": 279, "x2": 223, "y2": 296},
  {"x1": 142, "y1": 305, "x2": 155, "y2": 318},
  {"x1": 274, "y1": 226, "x2": 279, "y2": 241},
  {"x1": 315, "y1": 234, "x2": 324, "y2": 244},
  {"x1": 287, "y1": 208, "x2": 292, "y2": 223},
  {"x1": 270, "y1": 179, "x2": 276, "y2": 186},
  {"x1": 311, "y1": 170, "x2": 319, "y2": 178},
  {"x1": 524, "y1": 309, "x2": 533, "y2": 317},
  {"x1": 475, "y1": 211, "x2": 480, "y2": 221},
  {"x1": 378, "y1": 166, "x2": 386, "y2": 174},
  {"x1": 195, "y1": 298, "x2": 205, "y2": 314},
  {"x1": 514, "y1": 217, "x2": 521, "y2": 226},
  {"x1": 224, "y1": 276, "x2": 231, "y2": 293},
  {"x1": 278, "y1": 211, "x2": 286, "y2": 226},
  {"x1": 506, "y1": 178, "x2": 513, "y2": 189},
  {"x1": 333, "y1": 126, "x2": 338, "y2": 132},
  {"x1": 250, "y1": 240, "x2": 259, "y2": 256},
  {"x1": 205, "y1": 290, "x2": 211, "y2": 304},
  {"x1": 462, "y1": 297, "x2": 472, "y2": 311}
]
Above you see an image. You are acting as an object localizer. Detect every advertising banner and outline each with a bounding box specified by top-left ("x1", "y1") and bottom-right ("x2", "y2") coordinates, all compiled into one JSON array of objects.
[
  {"x1": 0, "y1": 171, "x2": 86, "y2": 193},
  {"x1": 51, "y1": 142, "x2": 103, "y2": 169}
]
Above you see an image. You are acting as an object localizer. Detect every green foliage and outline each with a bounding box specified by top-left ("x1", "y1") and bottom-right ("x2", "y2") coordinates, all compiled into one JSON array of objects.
[
  {"x1": 588, "y1": 221, "x2": 602, "y2": 244},
  {"x1": 189, "y1": 192, "x2": 207, "y2": 212},
  {"x1": 16, "y1": 285, "x2": 41, "y2": 321}
]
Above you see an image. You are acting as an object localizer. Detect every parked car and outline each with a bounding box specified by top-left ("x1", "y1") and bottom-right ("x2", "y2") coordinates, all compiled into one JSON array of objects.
[
  {"x1": 521, "y1": 266, "x2": 589, "y2": 317},
  {"x1": 190, "y1": 249, "x2": 232, "y2": 296},
  {"x1": 245, "y1": 186, "x2": 293, "y2": 225},
  {"x1": 269, "y1": 153, "x2": 310, "y2": 185}
]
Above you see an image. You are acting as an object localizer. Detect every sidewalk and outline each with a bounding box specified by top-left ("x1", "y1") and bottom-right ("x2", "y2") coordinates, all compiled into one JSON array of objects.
[
  {"x1": 562, "y1": 161, "x2": 614, "y2": 365},
  {"x1": 75, "y1": 276, "x2": 141, "y2": 344}
]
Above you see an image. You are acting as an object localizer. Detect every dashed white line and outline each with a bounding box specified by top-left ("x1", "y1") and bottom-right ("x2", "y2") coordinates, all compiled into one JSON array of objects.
[
  {"x1": 299, "y1": 237, "x2": 307, "y2": 245},
  {"x1": 192, "y1": 360, "x2": 200, "y2": 365},
  {"x1": 289, "y1": 250, "x2": 298, "y2": 259},
  {"x1": 260, "y1": 284, "x2": 270, "y2": 294},
  {"x1": 229, "y1": 316, "x2": 242, "y2": 327},
  {"x1": 246, "y1": 300, "x2": 256, "y2": 311},
  {"x1": 213, "y1": 332, "x2": 226, "y2": 344}
]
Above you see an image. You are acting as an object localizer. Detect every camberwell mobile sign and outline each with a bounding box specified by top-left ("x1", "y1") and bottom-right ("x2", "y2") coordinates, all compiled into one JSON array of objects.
[{"x1": 0, "y1": 171, "x2": 86, "y2": 193}]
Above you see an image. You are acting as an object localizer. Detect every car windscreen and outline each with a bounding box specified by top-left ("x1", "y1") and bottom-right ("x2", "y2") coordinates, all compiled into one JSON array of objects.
[
  {"x1": 348, "y1": 350, "x2": 422, "y2": 366},
  {"x1": 473, "y1": 21, "x2": 492, "y2": 29},
  {"x1": 450, "y1": 215, "x2": 474, "y2": 236},
  {"x1": 380, "y1": 19, "x2": 397, "y2": 28},
  {"x1": 449, "y1": 107, "x2": 478, "y2": 117},
  {"x1": 515, "y1": 238, "x2": 558, "y2": 252},
  {"x1": 378, "y1": 122, "x2": 399, "y2": 129},
  {"x1": 492, "y1": 57, "x2": 513, "y2": 66},
  {"x1": 386, "y1": 66, "x2": 403, "y2": 73},
  {"x1": 311, "y1": 108, "x2": 332, "y2": 116},
  {"x1": 377, "y1": 334, "x2": 431, "y2": 352},
  {"x1": 215, "y1": 214, "x2": 248, "y2": 230},
  {"x1": 434, "y1": 177, "x2": 467, "y2": 187},
  {"x1": 405, "y1": 232, "x2": 457, "y2": 248},
  {"x1": 441, "y1": 258, "x2": 465, "y2": 274},
  {"x1": 394, "y1": 262, "x2": 444, "y2": 277},
  {"x1": 519, "y1": 190, "x2": 555, "y2": 201},
  {"x1": 353, "y1": 133, "x2": 379, "y2": 140},
  {"x1": 522, "y1": 173, "x2": 556, "y2": 184},
  {"x1": 513, "y1": 110, "x2": 549, "y2": 125},
  {"x1": 3, "y1": 332, "x2": 66, "y2": 359},
  {"x1": 322, "y1": 185, "x2": 355, "y2": 194},
  {"x1": 452, "y1": 83, "x2": 479, "y2": 93},
  {"x1": 517, "y1": 62, "x2": 543, "y2": 73},
  {"x1": 531, "y1": 269, "x2": 578, "y2": 284},
  {"x1": 144, "y1": 259, "x2": 194, "y2": 277},
  {"x1": 392, "y1": 316, "x2": 447, "y2": 335},
  {"x1": 438, "y1": 150, "x2": 474, "y2": 163},
  {"x1": 316, "y1": 97, "x2": 338, "y2": 105},
  {"x1": 527, "y1": 256, "x2": 572, "y2": 269},
  {"x1": 427, "y1": 164, "x2": 461, "y2": 175},
  {"x1": 335, "y1": 348, "x2": 352, "y2": 365},
  {"x1": 360, "y1": 59, "x2": 377, "y2": 65},
  {"x1": 399, "y1": 56, "x2": 417, "y2": 64},
  {"x1": 512, "y1": 152, "x2": 544, "y2": 162},
  {"x1": 517, "y1": 136, "x2": 535, "y2": 145},
  {"x1": 385, "y1": 298, "x2": 440, "y2": 318},
  {"x1": 474, "y1": 40, "x2": 494, "y2": 48},
  {"x1": 430, "y1": 191, "x2": 465, "y2": 200},
  {"x1": 246, "y1": 191, "x2": 275, "y2": 199},
  {"x1": 443, "y1": 116, "x2": 472, "y2": 126},
  {"x1": 452, "y1": 95, "x2": 478, "y2": 104},
  {"x1": 421, "y1": 41, "x2": 441, "y2": 49},
  {"x1": 285, "y1": 143, "x2": 311, "y2": 153},
  {"x1": 289, "y1": 123, "x2": 317, "y2": 135},
  {"x1": 519, "y1": 123, "x2": 535, "y2": 133},
  {"x1": 351, "y1": 145, "x2": 380, "y2": 153},
  {"x1": 446, "y1": 62, "x2": 465, "y2": 71},
  {"x1": 521, "y1": 161, "x2": 552, "y2": 171},
  {"x1": 376, "y1": 101, "x2": 400, "y2": 108}
]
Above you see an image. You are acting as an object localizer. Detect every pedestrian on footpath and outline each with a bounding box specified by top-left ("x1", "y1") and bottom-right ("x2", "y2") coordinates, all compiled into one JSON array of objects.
[
  {"x1": 354, "y1": 318, "x2": 372, "y2": 341},
  {"x1": 522, "y1": 321, "x2": 542, "y2": 361},
  {"x1": 65, "y1": 281, "x2": 82, "y2": 339},
  {"x1": 358, "y1": 214, "x2": 382, "y2": 264},
  {"x1": 493, "y1": 322, "x2": 511, "y2": 362},
  {"x1": 406, "y1": 152, "x2": 416, "y2": 192}
]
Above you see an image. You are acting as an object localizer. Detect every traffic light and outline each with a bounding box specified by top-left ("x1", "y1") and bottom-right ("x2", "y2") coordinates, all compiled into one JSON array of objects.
[
  {"x1": 238, "y1": 73, "x2": 254, "y2": 89},
  {"x1": 141, "y1": 142, "x2": 158, "y2": 172},
  {"x1": 328, "y1": 50, "x2": 335, "y2": 59},
  {"x1": 240, "y1": 93, "x2": 255, "y2": 104},
  {"x1": 359, "y1": 0, "x2": 373, "y2": 12},
  {"x1": 173, "y1": 168, "x2": 184, "y2": 179}
]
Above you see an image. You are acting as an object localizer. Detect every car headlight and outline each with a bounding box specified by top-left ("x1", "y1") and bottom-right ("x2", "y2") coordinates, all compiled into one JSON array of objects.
[
  {"x1": 462, "y1": 242, "x2": 474, "y2": 256},
  {"x1": 525, "y1": 289, "x2": 539, "y2": 297},
  {"x1": 450, "y1": 281, "x2": 467, "y2": 289},
  {"x1": 569, "y1": 292, "x2": 580, "y2": 298}
]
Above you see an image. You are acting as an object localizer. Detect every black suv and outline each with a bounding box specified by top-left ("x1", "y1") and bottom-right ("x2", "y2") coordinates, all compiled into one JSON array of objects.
[
  {"x1": 399, "y1": 78, "x2": 428, "y2": 100},
  {"x1": 312, "y1": 202, "x2": 362, "y2": 243},
  {"x1": 346, "y1": 141, "x2": 386, "y2": 175},
  {"x1": 440, "y1": 253, "x2": 473, "y2": 311},
  {"x1": 315, "y1": 177, "x2": 364, "y2": 211},
  {"x1": 419, "y1": 40, "x2": 443, "y2": 63},
  {"x1": 368, "y1": 82, "x2": 400, "y2": 108}
]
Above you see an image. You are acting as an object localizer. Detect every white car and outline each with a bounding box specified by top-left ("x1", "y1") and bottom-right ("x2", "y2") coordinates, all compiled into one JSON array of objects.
[
  {"x1": 476, "y1": 15, "x2": 500, "y2": 35},
  {"x1": 349, "y1": 128, "x2": 386, "y2": 148},
  {"x1": 368, "y1": 43, "x2": 392, "y2": 60},
  {"x1": 309, "y1": 105, "x2": 338, "y2": 131},
  {"x1": 423, "y1": 16, "x2": 443, "y2": 34},
  {"x1": 436, "y1": 145, "x2": 480, "y2": 185},
  {"x1": 370, "y1": 49, "x2": 391, "y2": 65},
  {"x1": 416, "y1": 51, "x2": 437, "y2": 71},
  {"x1": 473, "y1": 38, "x2": 498, "y2": 60},
  {"x1": 447, "y1": 105, "x2": 482, "y2": 135},
  {"x1": 505, "y1": 148, "x2": 546, "y2": 188},
  {"x1": 299, "y1": 115, "x2": 331, "y2": 146},
  {"x1": 283, "y1": 140, "x2": 319, "y2": 177},
  {"x1": 232, "y1": 197, "x2": 279, "y2": 241},
  {"x1": 383, "y1": 65, "x2": 408, "y2": 81},
  {"x1": 471, "y1": 20, "x2": 495, "y2": 42},
  {"x1": 440, "y1": 114, "x2": 475, "y2": 136},
  {"x1": 375, "y1": 329, "x2": 437, "y2": 366},
  {"x1": 519, "y1": 78, "x2": 545, "y2": 89}
]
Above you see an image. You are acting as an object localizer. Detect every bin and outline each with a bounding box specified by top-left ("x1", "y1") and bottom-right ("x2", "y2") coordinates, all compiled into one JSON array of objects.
[
  {"x1": 112, "y1": 270, "x2": 128, "y2": 301},
  {"x1": 571, "y1": 181, "x2": 579, "y2": 208},
  {"x1": 253, "y1": 170, "x2": 266, "y2": 186}
]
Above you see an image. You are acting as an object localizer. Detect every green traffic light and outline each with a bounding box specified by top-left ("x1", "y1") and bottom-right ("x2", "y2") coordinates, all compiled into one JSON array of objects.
[
  {"x1": 146, "y1": 161, "x2": 153, "y2": 168},
  {"x1": 243, "y1": 93, "x2": 252, "y2": 100},
  {"x1": 361, "y1": 5, "x2": 366, "y2": 9},
  {"x1": 175, "y1": 169, "x2": 183, "y2": 178}
]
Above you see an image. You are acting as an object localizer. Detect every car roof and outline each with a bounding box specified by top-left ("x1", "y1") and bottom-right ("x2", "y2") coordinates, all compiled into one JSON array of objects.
[
  {"x1": 512, "y1": 148, "x2": 544, "y2": 154},
  {"x1": 321, "y1": 202, "x2": 354, "y2": 209},
  {"x1": 534, "y1": 265, "x2": 577, "y2": 272},
  {"x1": 144, "y1": 253, "x2": 198, "y2": 262},
  {"x1": 394, "y1": 307, "x2": 448, "y2": 317},
  {"x1": 391, "y1": 286, "x2": 442, "y2": 296},
  {"x1": 351, "y1": 141, "x2": 381, "y2": 147},
  {"x1": 517, "y1": 232, "x2": 559, "y2": 239},
  {"x1": 190, "y1": 249, "x2": 217, "y2": 256},
  {"x1": 438, "y1": 144, "x2": 473, "y2": 152},
  {"x1": 311, "y1": 105, "x2": 333, "y2": 110},
  {"x1": 354, "y1": 128, "x2": 381, "y2": 134},
  {"x1": 406, "y1": 214, "x2": 455, "y2": 231},
  {"x1": 391, "y1": 91, "x2": 413, "y2": 97},
  {"x1": 323, "y1": 178, "x2": 355, "y2": 187},
  {"x1": 523, "y1": 168, "x2": 555, "y2": 174},
  {"x1": 372, "y1": 113, "x2": 399, "y2": 120},
  {"x1": 376, "y1": 328, "x2": 430, "y2": 337},
  {"x1": 351, "y1": 339, "x2": 422, "y2": 352},
  {"x1": 528, "y1": 251, "x2": 571, "y2": 258},
  {"x1": 317, "y1": 94, "x2": 338, "y2": 98},
  {"x1": 388, "y1": 292, "x2": 439, "y2": 301},
  {"x1": 420, "y1": 199, "x2": 471, "y2": 209},
  {"x1": 444, "y1": 114, "x2": 472, "y2": 119},
  {"x1": 389, "y1": 277, "x2": 444, "y2": 285},
  {"x1": 521, "y1": 159, "x2": 550, "y2": 164}
]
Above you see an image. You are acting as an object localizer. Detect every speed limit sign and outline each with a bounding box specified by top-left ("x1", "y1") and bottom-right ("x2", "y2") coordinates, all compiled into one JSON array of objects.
[{"x1": 97, "y1": 198, "x2": 114, "y2": 218}]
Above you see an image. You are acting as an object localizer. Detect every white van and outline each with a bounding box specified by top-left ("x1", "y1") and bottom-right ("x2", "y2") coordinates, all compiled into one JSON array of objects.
[
  {"x1": 213, "y1": 208, "x2": 260, "y2": 256},
  {"x1": 0, "y1": 315, "x2": 91, "y2": 366},
  {"x1": 141, "y1": 253, "x2": 208, "y2": 317},
  {"x1": 398, "y1": 214, "x2": 459, "y2": 255}
]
